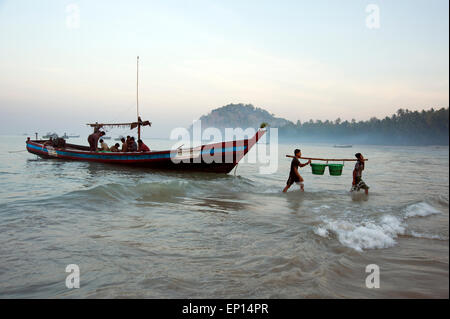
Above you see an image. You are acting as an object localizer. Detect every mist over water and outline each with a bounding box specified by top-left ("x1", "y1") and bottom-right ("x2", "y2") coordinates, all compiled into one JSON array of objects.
[{"x1": 0, "y1": 135, "x2": 448, "y2": 298}]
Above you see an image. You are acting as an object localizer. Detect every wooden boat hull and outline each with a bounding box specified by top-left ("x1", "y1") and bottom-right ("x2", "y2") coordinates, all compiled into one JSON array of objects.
[{"x1": 26, "y1": 130, "x2": 265, "y2": 174}]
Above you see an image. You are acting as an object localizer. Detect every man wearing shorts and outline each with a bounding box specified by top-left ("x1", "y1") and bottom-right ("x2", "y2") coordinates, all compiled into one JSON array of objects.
[
  {"x1": 351, "y1": 152, "x2": 369, "y2": 195},
  {"x1": 283, "y1": 149, "x2": 311, "y2": 193}
]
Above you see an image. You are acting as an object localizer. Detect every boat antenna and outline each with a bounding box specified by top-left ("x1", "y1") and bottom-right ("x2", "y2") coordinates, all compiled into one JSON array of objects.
[
  {"x1": 137, "y1": 55, "x2": 139, "y2": 119},
  {"x1": 136, "y1": 55, "x2": 141, "y2": 141}
]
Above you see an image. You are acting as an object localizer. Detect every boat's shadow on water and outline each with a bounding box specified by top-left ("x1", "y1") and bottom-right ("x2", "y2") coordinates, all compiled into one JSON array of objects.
[
  {"x1": 82, "y1": 161, "x2": 251, "y2": 183},
  {"x1": 80, "y1": 162, "x2": 256, "y2": 213},
  {"x1": 26, "y1": 156, "x2": 248, "y2": 181}
]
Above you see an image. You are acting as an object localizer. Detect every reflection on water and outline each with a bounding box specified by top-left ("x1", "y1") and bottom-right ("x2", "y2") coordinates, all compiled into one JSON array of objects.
[
  {"x1": 0, "y1": 136, "x2": 448, "y2": 298},
  {"x1": 284, "y1": 191, "x2": 306, "y2": 213}
]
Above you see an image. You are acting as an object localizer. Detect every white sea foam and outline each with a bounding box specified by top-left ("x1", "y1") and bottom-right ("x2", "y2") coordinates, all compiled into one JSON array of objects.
[
  {"x1": 314, "y1": 227, "x2": 329, "y2": 238},
  {"x1": 319, "y1": 215, "x2": 406, "y2": 252},
  {"x1": 316, "y1": 202, "x2": 445, "y2": 251},
  {"x1": 409, "y1": 231, "x2": 447, "y2": 240},
  {"x1": 313, "y1": 205, "x2": 331, "y2": 212},
  {"x1": 404, "y1": 202, "x2": 441, "y2": 218}
]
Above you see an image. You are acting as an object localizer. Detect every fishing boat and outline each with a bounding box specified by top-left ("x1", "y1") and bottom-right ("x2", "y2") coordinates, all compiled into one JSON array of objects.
[
  {"x1": 333, "y1": 144, "x2": 352, "y2": 148},
  {"x1": 26, "y1": 129, "x2": 265, "y2": 173},
  {"x1": 26, "y1": 57, "x2": 266, "y2": 174}
]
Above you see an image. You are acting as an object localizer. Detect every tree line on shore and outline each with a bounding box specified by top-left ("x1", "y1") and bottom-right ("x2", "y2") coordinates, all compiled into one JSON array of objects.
[
  {"x1": 279, "y1": 107, "x2": 449, "y2": 145},
  {"x1": 195, "y1": 104, "x2": 449, "y2": 145}
]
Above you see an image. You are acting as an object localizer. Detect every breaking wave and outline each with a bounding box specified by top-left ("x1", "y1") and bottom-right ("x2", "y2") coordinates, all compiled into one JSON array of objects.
[
  {"x1": 404, "y1": 202, "x2": 442, "y2": 218},
  {"x1": 408, "y1": 231, "x2": 448, "y2": 241},
  {"x1": 314, "y1": 201, "x2": 445, "y2": 252},
  {"x1": 315, "y1": 215, "x2": 405, "y2": 252}
]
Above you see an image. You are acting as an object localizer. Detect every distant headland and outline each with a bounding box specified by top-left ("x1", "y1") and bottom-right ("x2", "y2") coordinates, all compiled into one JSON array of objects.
[{"x1": 193, "y1": 103, "x2": 449, "y2": 146}]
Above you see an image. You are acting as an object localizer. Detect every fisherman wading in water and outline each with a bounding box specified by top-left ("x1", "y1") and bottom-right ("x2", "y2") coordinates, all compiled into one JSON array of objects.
[
  {"x1": 351, "y1": 152, "x2": 369, "y2": 195},
  {"x1": 283, "y1": 149, "x2": 311, "y2": 193}
]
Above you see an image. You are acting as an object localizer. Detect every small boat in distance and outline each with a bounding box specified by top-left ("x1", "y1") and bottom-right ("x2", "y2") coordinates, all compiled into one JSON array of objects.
[
  {"x1": 62, "y1": 133, "x2": 80, "y2": 139},
  {"x1": 42, "y1": 132, "x2": 58, "y2": 139},
  {"x1": 333, "y1": 144, "x2": 353, "y2": 148}
]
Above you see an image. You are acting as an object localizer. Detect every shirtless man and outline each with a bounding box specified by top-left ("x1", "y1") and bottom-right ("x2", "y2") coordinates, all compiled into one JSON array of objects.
[
  {"x1": 120, "y1": 137, "x2": 128, "y2": 152},
  {"x1": 87, "y1": 131, "x2": 105, "y2": 151},
  {"x1": 99, "y1": 139, "x2": 109, "y2": 151},
  {"x1": 109, "y1": 143, "x2": 120, "y2": 152}
]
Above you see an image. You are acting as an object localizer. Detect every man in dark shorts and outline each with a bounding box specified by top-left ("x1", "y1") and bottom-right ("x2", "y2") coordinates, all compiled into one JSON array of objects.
[
  {"x1": 283, "y1": 149, "x2": 311, "y2": 193},
  {"x1": 351, "y1": 152, "x2": 369, "y2": 195}
]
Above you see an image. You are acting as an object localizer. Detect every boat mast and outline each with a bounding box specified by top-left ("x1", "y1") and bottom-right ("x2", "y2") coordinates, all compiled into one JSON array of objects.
[
  {"x1": 87, "y1": 56, "x2": 151, "y2": 138},
  {"x1": 137, "y1": 55, "x2": 141, "y2": 141}
]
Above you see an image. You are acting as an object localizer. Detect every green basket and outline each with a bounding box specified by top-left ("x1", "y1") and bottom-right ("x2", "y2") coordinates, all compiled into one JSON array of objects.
[
  {"x1": 310, "y1": 163, "x2": 327, "y2": 175},
  {"x1": 328, "y1": 164, "x2": 344, "y2": 176}
]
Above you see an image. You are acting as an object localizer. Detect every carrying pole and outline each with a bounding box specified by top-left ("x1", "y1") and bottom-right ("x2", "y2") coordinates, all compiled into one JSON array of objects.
[{"x1": 286, "y1": 155, "x2": 368, "y2": 161}]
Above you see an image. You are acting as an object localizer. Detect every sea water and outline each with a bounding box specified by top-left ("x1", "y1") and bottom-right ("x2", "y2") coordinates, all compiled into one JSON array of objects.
[{"x1": 0, "y1": 135, "x2": 448, "y2": 298}]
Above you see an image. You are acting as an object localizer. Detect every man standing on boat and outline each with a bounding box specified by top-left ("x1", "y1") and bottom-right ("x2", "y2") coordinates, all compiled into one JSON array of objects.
[
  {"x1": 87, "y1": 131, "x2": 105, "y2": 152},
  {"x1": 283, "y1": 149, "x2": 311, "y2": 193},
  {"x1": 351, "y1": 153, "x2": 369, "y2": 195}
]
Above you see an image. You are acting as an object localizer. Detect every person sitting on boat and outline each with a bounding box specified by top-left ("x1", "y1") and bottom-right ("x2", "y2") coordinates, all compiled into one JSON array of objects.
[
  {"x1": 138, "y1": 139, "x2": 150, "y2": 152},
  {"x1": 99, "y1": 139, "x2": 109, "y2": 151},
  {"x1": 283, "y1": 149, "x2": 311, "y2": 193},
  {"x1": 120, "y1": 137, "x2": 128, "y2": 152},
  {"x1": 52, "y1": 137, "x2": 66, "y2": 148},
  {"x1": 43, "y1": 137, "x2": 53, "y2": 146},
  {"x1": 351, "y1": 153, "x2": 369, "y2": 195},
  {"x1": 128, "y1": 136, "x2": 138, "y2": 152},
  {"x1": 109, "y1": 143, "x2": 120, "y2": 152},
  {"x1": 88, "y1": 131, "x2": 105, "y2": 152}
]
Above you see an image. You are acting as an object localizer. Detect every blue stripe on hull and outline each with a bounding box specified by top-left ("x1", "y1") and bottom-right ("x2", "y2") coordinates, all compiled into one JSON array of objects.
[{"x1": 27, "y1": 143, "x2": 247, "y2": 161}]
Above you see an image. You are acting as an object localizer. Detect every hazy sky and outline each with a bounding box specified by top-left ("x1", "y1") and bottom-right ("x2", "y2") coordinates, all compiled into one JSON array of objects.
[{"x1": 0, "y1": 0, "x2": 448, "y2": 137}]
